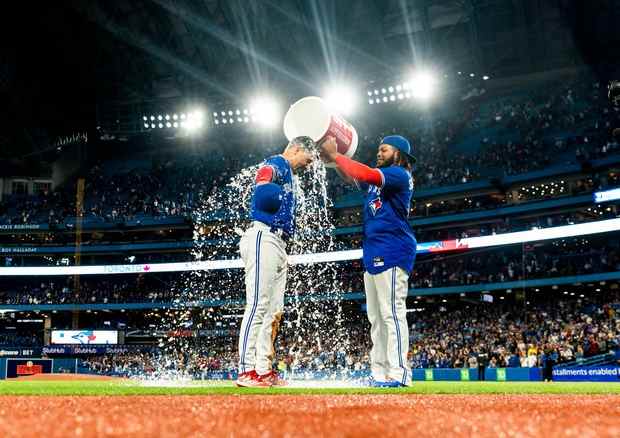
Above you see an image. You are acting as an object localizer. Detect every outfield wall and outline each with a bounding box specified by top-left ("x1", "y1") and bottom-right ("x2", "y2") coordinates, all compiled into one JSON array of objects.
[
  {"x1": 412, "y1": 367, "x2": 541, "y2": 382},
  {"x1": 413, "y1": 366, "x2": 620, "y2": 382},
  {"x1": 1, "y1": 360, "x2": 618, "y2": 382}
]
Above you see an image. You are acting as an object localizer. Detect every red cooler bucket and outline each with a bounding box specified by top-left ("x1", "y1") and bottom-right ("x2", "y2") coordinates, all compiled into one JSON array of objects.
[{"x1": 283, "y1": 96, "x2": 358, "y2": 166}]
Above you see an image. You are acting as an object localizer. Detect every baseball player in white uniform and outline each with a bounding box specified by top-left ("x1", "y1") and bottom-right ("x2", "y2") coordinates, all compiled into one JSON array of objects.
[
  {"x1": 321, "y1": 135, "x2": 417, "y2": 387},
  {"x1": 236, "y1": 136, "x2": 315, "y2": 387}
]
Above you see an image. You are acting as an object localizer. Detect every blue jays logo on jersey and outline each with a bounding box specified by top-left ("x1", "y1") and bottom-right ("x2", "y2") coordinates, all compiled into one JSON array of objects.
[
  {"x1": 368, "y1": 186, "x2": 383, "y2": 216},
  {"x1": 369, "y1": 197, "x2": 382, "y2": 216}
]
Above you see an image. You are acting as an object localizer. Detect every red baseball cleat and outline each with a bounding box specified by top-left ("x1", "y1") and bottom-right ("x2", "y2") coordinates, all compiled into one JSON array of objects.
[
  {"x1": 235, "y1": 370, "x2": 259, "y2": 387},
  {"x1": 257, "y1": 371, "x2": 288, "y2": 387}
]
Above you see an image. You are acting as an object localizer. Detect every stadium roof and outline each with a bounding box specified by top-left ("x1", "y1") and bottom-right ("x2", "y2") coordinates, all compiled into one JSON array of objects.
[{"x1": 0, "y1": 0, "x2": 618, "y2": 160}]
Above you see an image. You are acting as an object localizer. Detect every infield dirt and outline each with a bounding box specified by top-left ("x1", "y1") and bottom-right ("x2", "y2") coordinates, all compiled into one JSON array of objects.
[{"x1": 0, "y1": 394, "x2": 618, "y2": 437}]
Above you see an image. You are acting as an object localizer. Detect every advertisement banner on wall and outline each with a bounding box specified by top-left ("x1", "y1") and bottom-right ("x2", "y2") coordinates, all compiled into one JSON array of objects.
[
  {"x1": 496, "y1": 368, "x2": 507, "y2": 381},
  {"x1": 50, "y1": 330, "x2": 118, "y2": 345},
  {"x1": 552, "y1": 366, "x2": 620, "y2": 382},
  {"x1": 0, "y1": 348, "x2": 41, "y2": 357},
  {"x1": 42, "y1": 345, "x2": 131, "y2": 355},
  {"x1": 5, "y1": 358, "x2": 53, "y2": 378}
]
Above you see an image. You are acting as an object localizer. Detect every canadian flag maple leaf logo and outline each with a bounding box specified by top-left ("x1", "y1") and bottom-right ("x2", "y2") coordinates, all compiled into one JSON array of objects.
[{"x1": 143, "y1": 265, "x2": 151, "y2": 272}]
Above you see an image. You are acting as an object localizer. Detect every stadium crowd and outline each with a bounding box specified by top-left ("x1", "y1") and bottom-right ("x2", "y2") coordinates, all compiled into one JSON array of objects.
[
  {"x1": 2, "y1": 235, "x2": 619, "y2": 306},
  {"x1": 2, "y1": 233, "x2": 619, "y2": 306},
  {"x1": 328, "y1": 72, "x2": 620, "y2": 200},
  {"x1": 335, "y1": 236, "x2": 620, "y2": 293},
  {"x1": 2, "y1": 71, "x2": 620, "y2": 381},
  {"x1": 2, "y1": 72, "x2": 619, "y2": 227},
  {"x1": 0, "y1": 332, "x2": 41, "y2": 347},
  {"x1": 409, "y1": 291, "x2": 620, "y2": 370},
  {"x1": 0, "y1": 275, "x2": 180, "y2": 305},
  {"x1": 76, "y1": 290, "x2": 620, "y2": 378}
]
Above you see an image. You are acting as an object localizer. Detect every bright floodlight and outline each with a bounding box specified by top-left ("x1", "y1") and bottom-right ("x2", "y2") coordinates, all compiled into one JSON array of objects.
[
  {"x1": 324, "y1": 85, "x2": 357, "y2": 116},
  {"x1": 250, "y1": 96, "x2": 279, "y2": 128},
  {"x1": 408, "y1": 71, "x2": 437, "y2": 101},
  {"x1": 184, "y1": 109, "x2": 205, "y2": 132}
]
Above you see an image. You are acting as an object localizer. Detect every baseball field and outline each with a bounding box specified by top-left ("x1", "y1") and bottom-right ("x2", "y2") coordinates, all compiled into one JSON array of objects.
[{"x1": 1, "y1": 377, "x2": 619, "y2": 437}]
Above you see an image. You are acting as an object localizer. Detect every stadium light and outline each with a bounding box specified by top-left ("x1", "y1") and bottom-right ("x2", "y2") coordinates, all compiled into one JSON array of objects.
[
  {"x1": 407, "y1": 71, "x2": 437, "y2": 101},
  {"x1": 367, "y1": 73, "x2": 437, "y2": 105},
  {"x1": 184, "y1": 109, "x2": 206, "y2": 132},
  {"x1": 323, "y1": 84, "x2": 358, "y2": 116},
  {"x1": 249, "y1": 96, "x2": 280, "y2": 128},
  {"x1": 213, "y1": 107, "x2": 254, "y2": 126}
]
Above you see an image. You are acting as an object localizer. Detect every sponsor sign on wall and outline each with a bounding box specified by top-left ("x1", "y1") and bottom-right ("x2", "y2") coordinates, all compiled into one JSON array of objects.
[
  {"x1": 50, "y1": 330, "x2": 118, "y2": 345},
  {"x1": 552, "y1": 366, "x2": 620, "y2": 382}
]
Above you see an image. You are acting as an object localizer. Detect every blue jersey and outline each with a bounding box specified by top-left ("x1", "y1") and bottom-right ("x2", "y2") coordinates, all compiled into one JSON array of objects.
[
  {"x1": 362, "y1": 165, "x2": 417, "y2": 275},
  {"x1": 250, "y1": 155, "x2": 296, "y2": 237}
]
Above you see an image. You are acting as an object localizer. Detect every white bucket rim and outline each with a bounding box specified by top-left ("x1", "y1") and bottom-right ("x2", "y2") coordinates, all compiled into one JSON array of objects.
[{"x1": 283, "y1": 96, "x2": 332, "y2": 142}]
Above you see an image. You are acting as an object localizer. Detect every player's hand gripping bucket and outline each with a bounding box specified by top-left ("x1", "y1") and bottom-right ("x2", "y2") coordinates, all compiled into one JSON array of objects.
[{"x1": 283, "y1": 96, "x2": 358, "y2": 167}]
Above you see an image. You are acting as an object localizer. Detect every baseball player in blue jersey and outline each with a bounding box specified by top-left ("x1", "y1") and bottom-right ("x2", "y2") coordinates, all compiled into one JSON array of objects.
[
  {"x1": 321, "y1": 134, "x2": 416, "y2": 387},
  {"x1": 236, "y1": 136, "x2": 315, "y2": 387}
]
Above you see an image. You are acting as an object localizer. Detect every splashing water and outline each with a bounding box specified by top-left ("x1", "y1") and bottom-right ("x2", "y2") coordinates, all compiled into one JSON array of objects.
[
  {"x1": 157, "y1": 148, "x2": 353, "y2": 380},
  {"x1": 283, "y1": 154, "x2": 350, "y2": 378}
]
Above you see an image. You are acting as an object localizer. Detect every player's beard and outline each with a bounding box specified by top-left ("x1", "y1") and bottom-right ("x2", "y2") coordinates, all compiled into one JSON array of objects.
[{"x1": 376, "y1": 154, "x2": 395, "y2": 168}]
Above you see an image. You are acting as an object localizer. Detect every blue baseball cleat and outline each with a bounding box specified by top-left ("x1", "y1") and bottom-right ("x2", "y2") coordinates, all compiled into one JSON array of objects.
[{"x1": 368, "y1": 377, "x2": 406, "y2": 388}]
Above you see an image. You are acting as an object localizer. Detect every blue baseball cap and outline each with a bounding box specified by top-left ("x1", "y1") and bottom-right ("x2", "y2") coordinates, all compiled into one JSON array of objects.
[{"x1": 381, "y1": 135, "x2": 416, "y2": 163}]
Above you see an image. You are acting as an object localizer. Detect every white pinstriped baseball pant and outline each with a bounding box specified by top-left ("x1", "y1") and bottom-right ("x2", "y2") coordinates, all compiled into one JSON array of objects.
[
  {"x1": 237, "y1": 222, "x2": 288, "y2": 375},
  {"x1": 364, "y1": 266, "x2": 411, "y2": 386}
]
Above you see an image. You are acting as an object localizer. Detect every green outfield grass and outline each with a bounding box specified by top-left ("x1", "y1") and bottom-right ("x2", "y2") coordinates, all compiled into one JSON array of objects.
[{"x1": 0, "y1": 380, "x2": 619, "y2": 396}]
